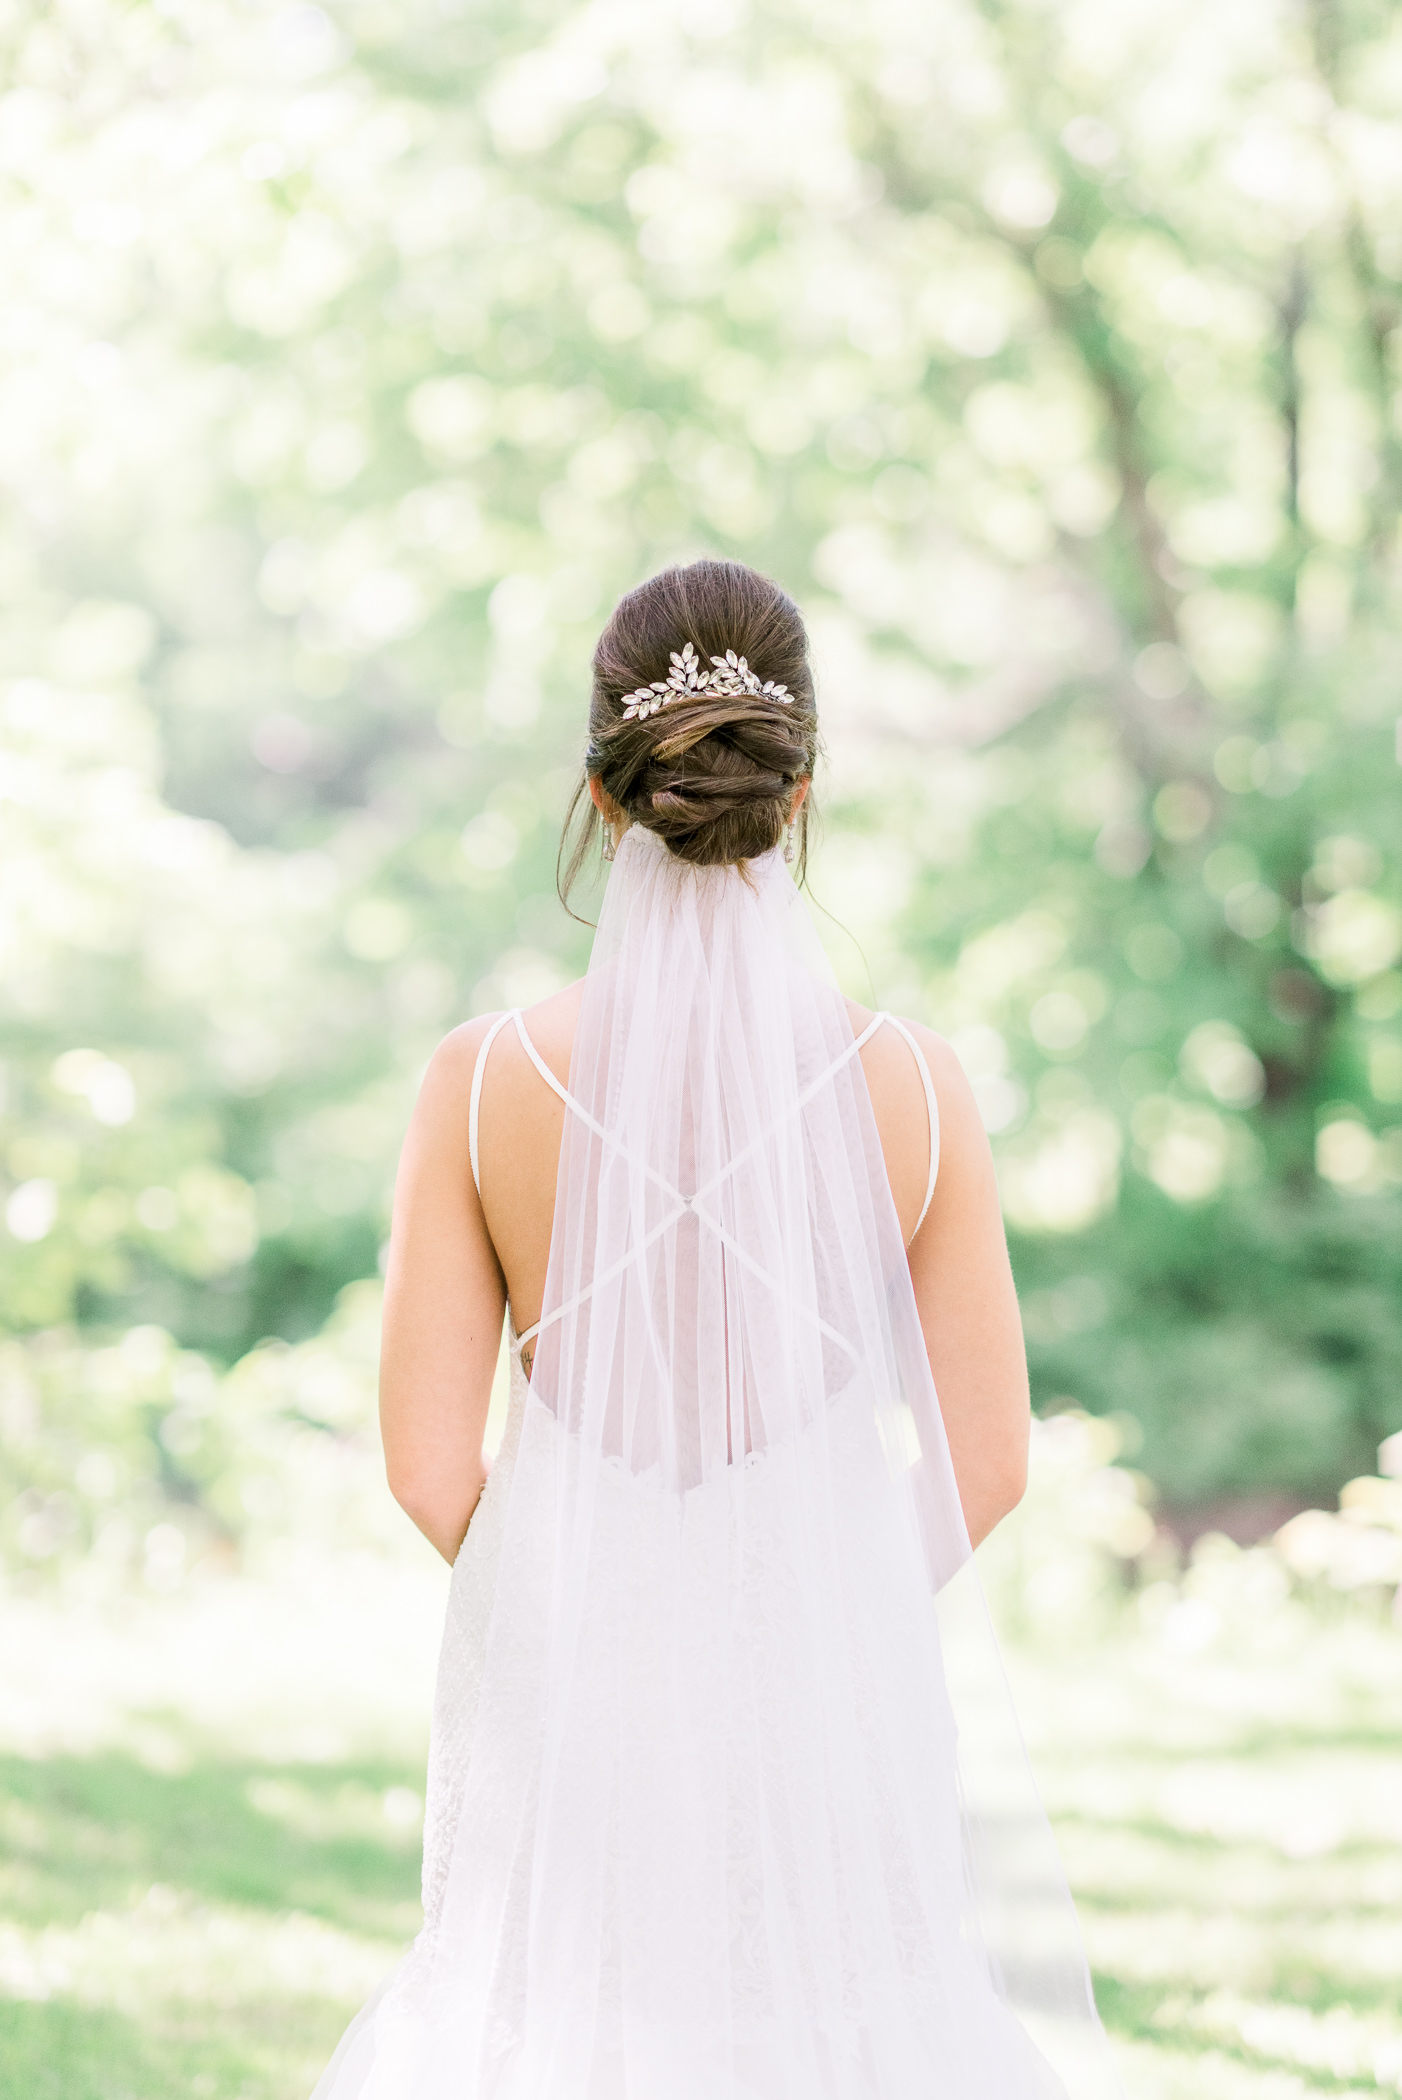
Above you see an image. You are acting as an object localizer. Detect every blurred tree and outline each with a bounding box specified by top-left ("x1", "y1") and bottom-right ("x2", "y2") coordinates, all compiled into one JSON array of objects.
[{"x1": 1, "y1": 0, "x2": 1400, "y2": 1560}]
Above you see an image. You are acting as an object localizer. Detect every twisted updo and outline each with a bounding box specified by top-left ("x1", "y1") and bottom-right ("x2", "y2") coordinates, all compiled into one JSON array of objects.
[{"x1": 558, "y1": 560, "x2": 818, "y2": 907}]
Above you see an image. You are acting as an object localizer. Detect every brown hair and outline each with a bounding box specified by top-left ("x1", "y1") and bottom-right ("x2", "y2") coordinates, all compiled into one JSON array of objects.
[{"x1": 558, "y1": 560, "x2": 818, "y2": 909}]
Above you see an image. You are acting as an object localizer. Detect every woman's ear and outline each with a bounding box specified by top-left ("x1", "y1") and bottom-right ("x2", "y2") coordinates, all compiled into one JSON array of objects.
[
  {"x1": 790, "y1": 777, "x2": 811, "y2": 819},
  {"x1": 590, "y1": 777, "x2": 627, "y2": 827}
]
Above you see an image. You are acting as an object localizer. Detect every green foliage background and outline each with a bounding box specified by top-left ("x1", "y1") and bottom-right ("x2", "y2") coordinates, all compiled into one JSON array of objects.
[{"x1": 3, "y1": 0, "x2": 1402, "y2": 1576}]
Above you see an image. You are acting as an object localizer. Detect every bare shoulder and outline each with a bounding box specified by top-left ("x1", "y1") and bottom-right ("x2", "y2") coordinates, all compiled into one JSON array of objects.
[
  {"x1": 847, "y1": 1001, "x2": 987, "y2": 1188},
  {"x1": 420, "y1": 981, "x2": 587, "y2": 1095},
  {"x1": 896, "y1": 1019, "x2": 979, "y2": 1120},
  {"x1": 888, "y1": 1015, "x2": 985, "y2": 1151},
  {"x1": 845, "y1": 1001, "x2": 971, "y2": 1107},
  {"x1": 402, "y1": 1014, "x2": 508, "y2": 1165},
  {"x1": 419, "y1": 1010, "x2": 508, "y2": 1103}
]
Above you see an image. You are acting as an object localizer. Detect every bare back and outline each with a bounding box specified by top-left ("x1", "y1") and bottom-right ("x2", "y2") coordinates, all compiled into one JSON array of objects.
[
  {"x1": 380, "y1": 978, "x2": 1031, "y2": 1562},
  {"x1": 473, "y1": 983, "x2": 942, "y2": 1353}
]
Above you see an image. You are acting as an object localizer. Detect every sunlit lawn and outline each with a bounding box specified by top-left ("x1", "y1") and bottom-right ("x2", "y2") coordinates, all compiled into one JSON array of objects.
[
  {"x1": 1, "y1": 1546, "x2": 1398, "y2": 2100},
  {"x1": 0, "y1": 1749, "x2": 415, "y2": 2100},
  {"x1": 1012, "y1": 1625, "x2": 1402, "y2": 2098}
]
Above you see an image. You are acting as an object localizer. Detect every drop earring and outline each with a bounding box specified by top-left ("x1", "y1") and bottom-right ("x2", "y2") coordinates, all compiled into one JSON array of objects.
[
  {"x1": 602, "y1": 822, "x2": 616, "y2": 863},
  {"x1": 783, "y1": 819, "x2": 796, "y2": 864}
]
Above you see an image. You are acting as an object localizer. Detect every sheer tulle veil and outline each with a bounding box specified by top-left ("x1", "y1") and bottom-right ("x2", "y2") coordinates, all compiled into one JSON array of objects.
[{"x1": 314, "y1": 824, "x2": 1122, "y2": 2100}]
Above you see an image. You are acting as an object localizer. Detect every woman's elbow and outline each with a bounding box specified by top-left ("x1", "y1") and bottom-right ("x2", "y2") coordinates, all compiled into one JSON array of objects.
[
  {"x1": 967, "y1": 1432, "x2": 1028, "y2": 1548},
  {"x1": 384, "y1": 1453, "x2": 485, "y2": 1558},
  {"x1": 385, "y1": 1458, "x2": 427, "y2": 1523}
]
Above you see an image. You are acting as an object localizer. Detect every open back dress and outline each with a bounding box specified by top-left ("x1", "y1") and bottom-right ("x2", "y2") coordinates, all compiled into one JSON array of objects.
[{"x1": 311, "y1": 826, "x2": 1121, "y2": 2100}]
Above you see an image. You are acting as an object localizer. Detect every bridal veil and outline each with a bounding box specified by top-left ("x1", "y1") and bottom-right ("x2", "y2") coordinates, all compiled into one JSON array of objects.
[{"x1": 313, "y1": 825, "x2": 1122, "y2": 2100}]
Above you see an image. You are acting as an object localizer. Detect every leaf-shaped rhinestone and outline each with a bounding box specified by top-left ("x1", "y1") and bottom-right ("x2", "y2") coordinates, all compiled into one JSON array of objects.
[{"x1": 620, "y1": 639, "x2": 795, "y2": 719}]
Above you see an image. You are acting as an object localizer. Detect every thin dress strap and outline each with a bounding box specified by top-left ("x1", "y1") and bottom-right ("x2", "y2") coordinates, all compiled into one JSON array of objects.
[
  {"x1": 468, "y1": 1010, "x2": 517, "y2": 1197},
  {"x1": 508, "y1": 1012, "x2": 577, "y2": 1353},
  {"x1": 879, "y1": 1014, "x2": 940, "y2": 1234}
]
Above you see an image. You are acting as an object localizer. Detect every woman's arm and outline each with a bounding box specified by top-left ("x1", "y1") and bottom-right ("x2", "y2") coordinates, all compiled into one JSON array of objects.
[
  {"x1": 903, "y1": 1027, "x2": 1031, "y2": 1550},
  {"x1": 379, "y1": 1017, "x2": 508, "y2": 1563}
]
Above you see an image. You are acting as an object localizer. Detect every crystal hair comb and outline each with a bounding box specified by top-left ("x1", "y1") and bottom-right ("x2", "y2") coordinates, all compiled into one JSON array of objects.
[{"x1": 621, "y1": 642, "x2": 792, "y2": 722}]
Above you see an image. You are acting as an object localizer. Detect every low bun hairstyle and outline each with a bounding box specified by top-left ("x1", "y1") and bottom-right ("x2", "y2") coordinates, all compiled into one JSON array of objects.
[{"x1": 558, "y1": 560, "x2": 818, "y2": 908}]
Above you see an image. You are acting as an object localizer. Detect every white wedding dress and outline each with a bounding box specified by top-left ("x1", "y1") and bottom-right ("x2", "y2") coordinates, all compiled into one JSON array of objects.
[{"x1": 312, "y1": 830, "x2": 1120, "y2": 2100}]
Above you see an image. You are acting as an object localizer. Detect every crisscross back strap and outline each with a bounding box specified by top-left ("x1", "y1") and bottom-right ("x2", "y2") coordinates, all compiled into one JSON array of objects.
[
  {"x1": 511, "y1": 1008, "x2": 572, "y2": 1106},
  {"x1": 472, "y1": 1005, "x2": 939, "y2": 1354}
]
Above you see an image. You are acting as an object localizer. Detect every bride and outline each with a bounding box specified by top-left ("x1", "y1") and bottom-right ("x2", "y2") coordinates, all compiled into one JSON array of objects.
[{"x1": 312, "y1": 560, "x2": 1121, "y2": 2099}]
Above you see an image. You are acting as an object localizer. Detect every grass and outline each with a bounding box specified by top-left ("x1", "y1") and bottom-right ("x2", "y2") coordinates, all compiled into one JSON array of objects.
[
  {"x1": 1001, "y1": 1609, "x2": 1402, "y2": 2097},
  {"x1": 0, "y1": 1742, "x2": 420, "y2": 2099},
  {"x1": 0, "y1": 1745, "x2": 423, "y2": 1935},
  {"x1": 1, "y1": 1535, "x2": 1398, "y2": 2099}
]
